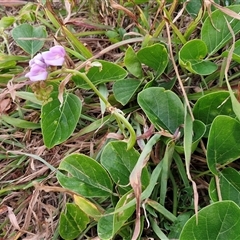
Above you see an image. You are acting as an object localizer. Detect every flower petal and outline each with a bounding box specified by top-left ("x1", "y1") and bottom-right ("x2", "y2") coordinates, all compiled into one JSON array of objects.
[
  {"x1": 29, "y1": 53, "x2": 47, "y2": 68},
  {"x1": 42, "y1": 45, "x2": 66, "y2": 66},
  {"x1": 25, "y1": 65, "x2": 48, "y2": 82}
]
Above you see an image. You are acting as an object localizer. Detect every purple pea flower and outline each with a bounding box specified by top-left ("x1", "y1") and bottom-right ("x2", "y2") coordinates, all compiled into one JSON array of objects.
[
  {"x1": 42, "y1": 46, "x2": 66, "y2": 66},
  {"x1": 29, "y1": 53, "x2": 48, "y2": 68},
  {"x1": 25, "y1": 64, "x2": 48, "y2": 82}
]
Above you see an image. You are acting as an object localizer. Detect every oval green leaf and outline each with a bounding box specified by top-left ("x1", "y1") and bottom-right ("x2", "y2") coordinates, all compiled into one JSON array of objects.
[
  {"x1": 179, "y1": 39, "x2": 217, "y2": 75},
  {"x1": 180, "y1": 201, "x2": 240, "y2": 240},
  {"x1": 193, "y1": 91, "x2": 235, "y2": 136},
  {"x1": 113, "y1": 78, "x2": 141, "y2": 105},
  {"x1": 97, "y1": 191, "x2": 135, "y2": 240},
  {"x1": 57, "y1": 153, "x2": 113, "y2": 197},
  {"x1": 59, "y1": 203, "x2": 89, "y2": 240},
  {"x1": 137, "y1": 43, "x2": 168, "y2": 78},
  {"x1": 12, "y1": 23, "x2": 47, "y2": 56},
  {"x1": 137, "y1": 87, "x2": 184, "y2": 134},
  {"x1": 201, "y1": 5, "x2": 240, "y2": 55},
  {"x1": 101, "y1": 141, "x2": 149, "y2": 193},
  {"x1": 74, "y1": 195, "x2": 102, "y2": 220},
  {"x1": 97, "y1": 208, "x2": 114, "y2": 240},
  {"x1": 113, "y1": 190, "x2": 135, "y2": 235},
  {"x1": 186, "y1": 0, "x2": 202, "y2": 17},
  {"x1": 41, "y1": 92, "x2": 82, "y2": 149},
  {"x1": 209, "y1": 167, "x2": 240, "y2": 206},
  {"x1": 207, "y1": 115, "x2": 240, "y2": 175},
  {"x1": 124, "y1": 46, "x2": 143, "y2": 78},
  {"x1": 72, "y1": 60, "x2": 127, "y2": 89}
]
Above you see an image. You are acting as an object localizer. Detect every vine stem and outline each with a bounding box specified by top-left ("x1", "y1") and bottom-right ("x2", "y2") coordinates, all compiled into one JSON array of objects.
[
  {"x1": 62, "y1": 69, "x2": 136, "y2": 149},
  {"x1": 111, "y1": 107, "x2": 136, "y2": 150},
  {"x1": 64, "y1": 69, "x2": 110, "y2": 107}
]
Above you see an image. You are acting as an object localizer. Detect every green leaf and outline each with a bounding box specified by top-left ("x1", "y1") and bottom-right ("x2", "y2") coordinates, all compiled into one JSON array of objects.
[
  {"x1": 57, "y1": 153, "x2": 113, "y2": 197},
  {"x1": 59, "y1": 203, "x2": 89, "y2": 240},
  {"x1": 180, "y1": 201, "x2": 240, "y2": 240},
  {"x1": 193, "y1": 91, "x2": 235, "y2": 136},
  {"x1": 101, "y1": 141, "x2": 149, "y2": 193},
  {"x1": 100, "y1": 135, "x2": 162, "y2": 218},
  {"x1": 113, "y1": 190, "x2": 135, "y2": 235},
  {"x1": 0, "y1": 16, "x2": 15, "y2": 29},
  {"x1": 179, "y1": 39, "x2": 217, "y2": 75},
  {"x1": 137, "y1": 43, "x2": 168, "y2": 78},
  {"x1": 41, "y1": 92, "x2": 82, "y2": 148},
  {"x1": 168, "y1": 212, "x2": 192, "y2": 239},
  {"x1": 97, "y1": 191, "x2": 135, "y2": 240},
  {"x1": 1, "y1": 115, "x2": 40, "y2": 129},
  {"x1": 201, "y1": 5, "x2": 240, "y2": 55},
  {"x1": 16, "y1": 91, "x2": 42, "y2": 105},
  {"x1": 186, "y1": 0, "x2": 202, "y2": 17},
  {"x1": 124, "y1": 46, "x2": 143, "y2": 78},
  {"x1": 12, "y1": 23, "x2": 47, "y2": 56},
  {"x1": 0, "y1": 54, "x2": 29, "y2": 69},
  {"x1": 222, "y1": 39, "x2": 240, "y2": 63},
  {"x1": 159, "y1": 141, "x2": 175, "y2": 206},
  {"x1": 137, "y1": 87, "x2": 184, "y2": 134},
  {"x1": 99, "y1": 84, "x2": 109, "y2": 115},
  {"x1": 113, "y1": 79, "x2": 141, "y2": 105},
  {"x1": 0, "y1": 60, "x2": 16, "y2": 70},
  {"x1": 97, "y1": 208, "x2": 114, "y2": 240},
  {"x1": 207, "y1": 115, "x2": 240, "y2": 175},
  {"x1": 133, "y1": 0, "x2": 149, "y2": 3},
  {"x1": 62, "y1": 25, "x2": 93, "y2": 59},
  {"x1": 209, "y1": 167, "x2": 240, "y2": 206},
  {"x1": 72, "y1": 60, "x2": 127, "y2": 89},
  {"x1": 146, "y1": 199, "x2": 177, "y2": 222},
  {"x1": 74, "y1": 195, "x2": 102, "y2": 220}
]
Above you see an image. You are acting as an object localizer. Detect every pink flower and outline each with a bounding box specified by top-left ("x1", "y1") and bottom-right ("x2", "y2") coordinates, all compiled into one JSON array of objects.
[
  {"x1": 25, "y1": 46, "x2": 66, "y2": 82},
  {"x1": 29, "y1": 53, "x2": 47, "y2": 68},
  {"x1": 25, "y1": 65, "x2": 48, "y2": 82},
  {"x1": 42, "y1": 46, "x2": 66, "y2": 66}
]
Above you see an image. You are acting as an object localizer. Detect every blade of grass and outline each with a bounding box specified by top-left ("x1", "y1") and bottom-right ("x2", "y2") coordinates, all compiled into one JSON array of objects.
[
  {"x1": 147, "y1": 199, "x2": 177, "y2": 222},
  {"x1": 184, "y1": 108, "x2": 199, "y2": 221},
  {"x1": 149, "y1": 216, "x2": 169, "y2": 240},
  {"x1": 7, "y1": 151, "x2": 57, "y2": 172},
  {"x1": 1, "y1": 115, "x2": 40, "y2": 129},
  {"x1": 173, "y1": 151, "x2": 190, "y2": 188},
  {"x1": 130, "y1": 134, "x2": 161, "y2": 240},
  {"x1": 0, "y1": 177, "x2": 45, "y2": 195},
  {"x1": 224, "y1": 18, "x2": 240, "y2": 120},
  {"x1": 105, "y1": 150, "x2": 164, "y2": 217},
  {"x1": 61, "y1": 26, "x2": 93, "y2": 59},
  {"x1": 159, "y1": 141, "x2": 175, "y2": 206}
]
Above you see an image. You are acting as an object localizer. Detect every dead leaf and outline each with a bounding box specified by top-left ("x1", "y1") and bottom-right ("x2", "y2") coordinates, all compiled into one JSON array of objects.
[
  {"x1": 0, "y1": 0, "x2": 27, "y2": 6},
  {"x1": 0, "y1": 205, "x2": 8, "y2": 215},
  {"x1": 7, "y1": 206, "x2": 20, "y2": 230},
  {"x1": 0, "y1": 98, "x2": 12, "y2": 114},
  {"x1": 63, "y1": 0, "x2": 71, "y2": 24},
  {"x1": 129, "y1": 135, "x2": 160, "y2": 240},
  {"x1": 110, "y1": 0, "x2": 137, "y2": 22},
  {"x1": 58, "y1": 74, "x2": 71, "y2": 107},
  {"x1": 204, "y1": 0, "x2": 240, "y2": 21}
]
